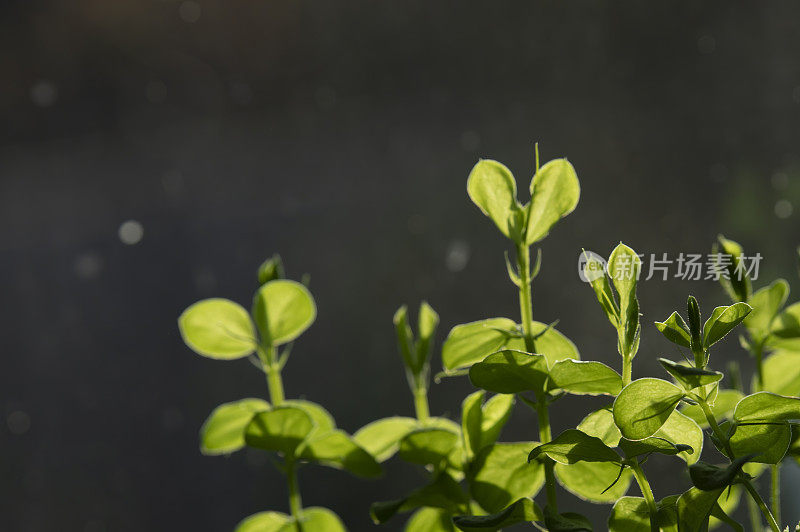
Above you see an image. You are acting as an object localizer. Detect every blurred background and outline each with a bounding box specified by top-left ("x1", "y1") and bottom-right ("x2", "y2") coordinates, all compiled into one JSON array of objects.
[{"x1": 2, "y1": 1, "x2": 800, "y2": 530}]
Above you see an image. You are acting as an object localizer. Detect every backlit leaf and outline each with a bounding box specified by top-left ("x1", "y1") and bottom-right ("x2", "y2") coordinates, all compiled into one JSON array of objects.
[
  {"x1": 244, "y1": 407, "x2": 314, "y2": 456},
  {"x1": 354, "y1": 417, "x2": 418, "y2": 462},
  {"x1": 702, "y1": 302, "x2": 752, "y2": 348},
  {"x1": 200, "y1": 398, "x2": 270, "y2": 455},
  {"x1": 525, "y1": 158, "x2": 580, "y2": 244},
  {"x1": 613, "y1": 378, "x2": 685, "y2": 440},
  {"x1": 252, "y1": 280, "x2": 316, "y2": 346},
  {"x1": 441, "y1": 318, "x2": 517, "y2": 371},
  {"x1": 470, "y1": 442, "x2": 545, "y2": 513},
  {"x1": 549, "y1": 359, "x2": 623, "y2": 396},
  {"x1": 469, "y1": 350, "x2": 549, "y2": 394},
  {"x1": 467, "y1": 160, "x2": 519, "y2": 239},
  {"x1": 179, "y1": 298, "x2": 256, "y2": 359}
]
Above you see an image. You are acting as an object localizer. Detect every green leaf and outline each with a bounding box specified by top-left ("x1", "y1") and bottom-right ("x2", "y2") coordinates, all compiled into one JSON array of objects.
[
  {"x1": 680, "y1": 389, "x2": 743, "y2": 428},
  {"x1": 453, "y1": 498, "x2": 542, "y2": 531},
  {"x1": 353, "y1": 417, "x2": 418, "y2": 462},
  {"x1": 200, "y1": 398, "x2": 270, "y2": 455},
  {"x1": 525, "y1": 158, "x2": 580, "y2": 244},
  {"x1": 618, "y1": 437, "x2": 693, "y2": 460},
  {"x1": 234, "y1": 511, "x2": 290, "y2": 532},
  {"x1": 469, "y1": 350, "x2": 549, "y2": 394},
  {"x1": 756, "y1": 350, "x2": 800, "y2": 395},
  {"x1": 715, "y1": 235, "x2": 751, "y2": 303},
  {"x1": 415, "y1": 301, "x2": 440, "y2": 371},
  {"x1": 370, "y1": 472, "x2": 468, "y2": 524},
  {"x1": 688, "y1": 455, "x2": 752, "y2": 491},
  {"x1": 687, "y1": 296, "x2": 703, "y2": 352},
  {"x1": 555, "y1": 461, "x2": 632, "y2": 503},
  {"x1": 608, "y1": 496, "x2": 678, "y2": 532},
  {"x1": 252, "y1": 280, "x2": 316, "y2": 346},
  {"x1": 575, "y1": 408, "x2": 622, "y2": 446},
  {"x1": 677, "y1": 486, "x2": 725, "y2": 532},
  {"x1": 441, "y1": 318, "x2": 517, "y2": 371},
  {"x1": 479, "y1": 393, "x2": 515, "y2": 450},
  {"x1": 582, "y1": 251, "x2": 619, "y2": 327},
  {"x1": 543, "y1": 506, "x2": 593, "y2": 531},
  {"x1": 257, "y1": 254, "x2": 285, "y2": 285},
  {"x1": 470, "y1": 442, "x2": 545, "y2": 513},
  {"x1": 529, "y1": 429, "x2": 621, "y2": 465},
  {"x1": 734, "y1": 391, "x2": 800, "y2": 423},
  {"x1": 654, "y1": 410, "x2": 704, "y2": 464},
  {"x1": 398, "y1": 428, "x2": 460, "y2": 468},
  {"x1": 744, "y1": 279, "x2": 789, "y2": 336},
  {"x1": 658, "y1": 358, "x2": 723, "y2": 391},
  {"x1": 461, "y1": 392, "x2": 515, "y2": 459},
  {"x1": 607, "y1": 243, "x2": 641, "y2": 357},
  {"x1": 613, "y1": 378, "x2": 685, "y2": 440},
  {"x1": 548, "y1": 359, "x2": 623, "y2": 396},
  {"x1": 244, "y1": 407, "x2": 314, "y2": 455},
  {"x1": 404, "y1": 508, "x2": 455, "y2": 532},
  {"x1": 729, "y1": 421, "x2": 791, "y2": 464},
  {"x1": 506, "y1": 321, "x2": 581, "y2": 367},
  {"x1": 393, "y1": 305, "x2": 416, "y2": 371},
  {"x1": 768, "y1": 301, "x2": 800, "y2": 349},
  {"x1": 655, "y1": 311, "x2": 692, "y2": 348},
  {"x1": 461, "y1": 391, "x2": 484, "y2": 459},
  {"x1": 291, "y1": 507, "x2": 346, "y2": 532},
  {"x1": 282, "y1": 399, "x2": 336, "y2": 436},
  {"x1": 710, "y1": 486, "x2": 742, "y2": 531},
  {"x1": 701, "y1": 302, "x2": 752, "y2": 348},
  {"x1": 178, "y1": 298, "x2": 256, "y2": 359},
  {"x1": 467, "y1": 159, "x2": 519, "y2": 239},
  {"x1": 299, "y1": 429, "x2": 382, "y2": 478}
]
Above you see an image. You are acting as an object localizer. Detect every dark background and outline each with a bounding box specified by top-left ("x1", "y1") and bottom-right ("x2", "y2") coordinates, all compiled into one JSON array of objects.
[{"x1": 2, "y1": 1, "x2": 800, "y2": 530}]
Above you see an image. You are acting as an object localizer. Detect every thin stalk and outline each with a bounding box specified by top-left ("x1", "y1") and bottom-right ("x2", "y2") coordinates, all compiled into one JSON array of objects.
[
  {"x1": 287, "y1": 461, "x2": 304, "y2": 530},
  {"x1": 630, "y1": 462, "x2": 659, "y2": 532},
  {"x1": 535, "y1": 400, "x2": 557, "y2": 512},
  {"x1": 258, "y1": 345, "x2": 285, "y2": 405},
  {"x1": 516, "y1": 243, "x2": 536, "y2": 353},
  {"x1": 516, "y1": 242, "x2": 558, "y2": 511},
  {"x1": 698, "y1": 398, "x2": 780, "y2": 531},
  {"x1": 621, "y1": 353, "x2": 632, "y2": 387},
  {"x1": 771, "y1": 464, "x2": 781, "y2": 526},
  {"x1": 743, "y1": 479, "x2": 780, "y2": 532},
  {"x1": 413, "y1": 382, "x2": 430, "y2": 422},
  {"x1": 754, "y1": 342, "x2": 765, "y2": 391}
]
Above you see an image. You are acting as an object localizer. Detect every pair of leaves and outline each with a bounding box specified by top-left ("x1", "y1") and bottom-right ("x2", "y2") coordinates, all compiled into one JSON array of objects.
[
  {"x1": 235, "y1": 506, "x2": 345, "y2": 532},
  {"x1": 461, "y1": 391, "x2": 515, "y2": 459},
  {"x1": 244, "y1": 404, "x2": 381, "y2": 478},
  {"x1": 394, "y1": 302, "x2": 440, "y2": 375},
  {"x1": 583, "y1": 244, "x2": 641, "y2": 358},
  {"x1": 179, "y1": 280, "x2": 316, "y2": 358},
  {"x1": 441, "y1": 318, "x2": 579, "y2": 373},
  {"x1": 467, "y1": 158, "x2": 579, "y2": 244},
  {"x1": 655, "y1": 301, "x2": 752, "y2": 353}
]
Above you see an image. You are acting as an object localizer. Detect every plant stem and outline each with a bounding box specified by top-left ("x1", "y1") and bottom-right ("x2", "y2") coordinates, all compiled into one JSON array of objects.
[
  {"x1": 621, "y1": 353, "x2": 632, "y2": 387},
  {"x1": 754, "y1": 341, "x2": 765, "y2": 390},
  {"x1": 698, "y1": 397, "x2": 780, "y2": 531},
  {"x1": 516, "y1": 242, "x2": 559, "y2": 511},
  {"x1": 516, "y1": 243, "x2": 536, "y2": 354},
  {"x1": 287, "y1": 461, "x2": 304, "y2": 530},
  {"x1": 630, "y1": 462, "x2": 659, "y2": 532},
  {"x1": 743, "y1": 478, "x2": 781, "y2": 532},
  {"x1": 535, "y1": 400, "x2": 557, "y2": 512},
  {"x1": 771, "y1": 464, "x2": 781, "y2": 526},
  {"x1": 413, "y1": 383, "x2": 430, "y2": 422},
  {"x1": 259, "y1": 345, "x2": 285, "y2": 405}
]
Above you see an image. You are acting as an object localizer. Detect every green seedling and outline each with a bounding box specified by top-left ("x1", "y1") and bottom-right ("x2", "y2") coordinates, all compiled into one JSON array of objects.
[
  {"x1": 178, "y1": 147, "x2": 800, "y2": 532},
  {"x1": 179, "y1": 261, "x2": 380, "y2": 531}
]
